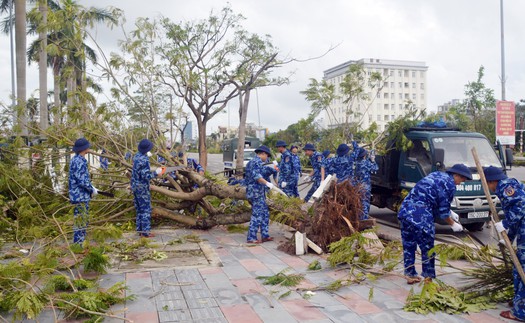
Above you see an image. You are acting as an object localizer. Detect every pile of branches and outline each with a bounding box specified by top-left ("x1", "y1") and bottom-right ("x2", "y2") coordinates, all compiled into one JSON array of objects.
[{"x1": 274, "y1": 179, "x2": 374, "y2": 252}]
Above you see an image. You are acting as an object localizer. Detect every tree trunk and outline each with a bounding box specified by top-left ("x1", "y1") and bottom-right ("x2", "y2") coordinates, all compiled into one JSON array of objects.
[
  {"x1": 152, "y1": 207, "x2": 251, "y2": 229},
  {"x1": 53, "y1": 63, "x2": 61, "y2": 126},
  {"x1": 38, "y1": 0, "x2": 48, "y2": 131},
  {"x1": 15, "y1": 0, "x2": 27, "y2": 135},
  {"x1": 197, "y1": 119, "x2": 208, "y2": 170},
  {"x1": 67, "y1": 75, "x2": 74, "y2": 123},
  {"x1": 235, "y1": 89, "x2": 251, "y2": 171}
]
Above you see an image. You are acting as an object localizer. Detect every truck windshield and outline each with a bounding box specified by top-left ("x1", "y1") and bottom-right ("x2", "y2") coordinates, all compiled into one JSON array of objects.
[
  {"x1": 432, "y1": 136, "x2": 501, "y2": 168},
  {"x1": 244, "y1": 151, "x2": 256, "y2": 160}
]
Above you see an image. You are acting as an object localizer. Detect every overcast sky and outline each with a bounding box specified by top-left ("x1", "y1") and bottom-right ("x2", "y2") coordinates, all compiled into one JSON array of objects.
[{"x1": 1, "y1": 0, "x2": 524, "y2": 134}]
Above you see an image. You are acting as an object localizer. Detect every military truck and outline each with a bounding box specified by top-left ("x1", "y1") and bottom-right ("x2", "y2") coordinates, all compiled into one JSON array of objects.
[
  {"x1": 221, "y1": 136, "x2": 262, "y2": 176},
  {"x1": 371, "y1": 126, "x2": 513, "y2": 231}
]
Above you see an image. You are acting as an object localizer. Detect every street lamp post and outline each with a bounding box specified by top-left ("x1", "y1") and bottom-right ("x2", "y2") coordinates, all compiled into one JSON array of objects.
[{"x1": 500, "y1": 0, "x2": 506, "y2": 100}]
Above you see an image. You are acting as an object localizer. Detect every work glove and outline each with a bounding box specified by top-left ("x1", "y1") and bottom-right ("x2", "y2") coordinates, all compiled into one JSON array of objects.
[
  {"x1": 265, "y1": 182, "x2": 274, "y2": 190},
  {"x1": 303, "y1": 175, "x2": 311, "y2": 182},
  {"x1": 451, "y1": 222, "x2": 464, "y2": 232},
  {"x1": 91, "y1": 186, "x2": 98, "y2": 197},
  {"x1": 450, "y1": 210, "x2": 460, "y2": 222},
  {"x1": 494, "y1": 221, "x2": 506, "y2": 233},
  {"x1": 146, "y1": 151, "x2": 152, "y2": 157},
  {"x1": 499, "y1": 239, "x2": 505, "y2": 246},
  {"x1": 155, "y1": 167, "x2": 166, "y2": 176},
  {"x1": 273, "y1": 160, "x2": 279, "y2": 171},
  {"x1": 281, "y1": 182, "x2": 287, "y2": 188}
]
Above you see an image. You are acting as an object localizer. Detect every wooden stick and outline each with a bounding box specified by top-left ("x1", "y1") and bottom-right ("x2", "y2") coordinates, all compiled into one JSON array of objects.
[{"x1": 471, "y1": 147, "x2": 525, "y2": 284}]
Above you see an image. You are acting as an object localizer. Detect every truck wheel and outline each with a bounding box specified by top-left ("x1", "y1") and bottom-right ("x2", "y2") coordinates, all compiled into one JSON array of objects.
[{"x1": 464, "y1": 222, "x2": 485, "y2": 232}]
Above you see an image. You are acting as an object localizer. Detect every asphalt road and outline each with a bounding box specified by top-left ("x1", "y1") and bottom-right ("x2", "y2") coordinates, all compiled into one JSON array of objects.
[{"x1": 195, "y1": 153, "x2": 522, "y2": 246}]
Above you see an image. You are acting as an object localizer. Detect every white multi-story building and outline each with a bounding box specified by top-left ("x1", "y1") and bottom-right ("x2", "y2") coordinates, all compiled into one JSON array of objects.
[
  {"x1": 323, "y1": 58, "x2": 428, "y2": 131},
  {"x1": 437, "y1": 99, "x2": 462, "y2": 114}
]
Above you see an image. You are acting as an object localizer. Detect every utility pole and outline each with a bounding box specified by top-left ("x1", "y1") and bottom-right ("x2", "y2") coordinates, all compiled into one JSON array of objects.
[{"x1": 500, "y1": 0, "x2": 506, "y2": 100}]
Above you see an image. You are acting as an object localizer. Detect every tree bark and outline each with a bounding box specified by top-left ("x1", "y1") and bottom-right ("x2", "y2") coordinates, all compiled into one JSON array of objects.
[
  {"x1": 152, "y1": 207, "x2": 251, "y2": 229},
  {"x1": 197, "y1": 119, "x2": 208, "y2": 169},
  {"x1": 39, "y1": 0, "x2": 49, "y2": 130},
  {"x1": 53, "y1": 63, "x2": 61, "y2": 126},
  {"x1": 235, "y1": 89, "x2": 251, "y2": 171},
  {"x1": 15, "y1": 0, "x2": 27, "y2": 135}
]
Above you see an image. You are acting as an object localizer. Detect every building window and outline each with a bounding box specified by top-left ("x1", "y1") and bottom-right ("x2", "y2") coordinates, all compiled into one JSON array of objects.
[
  {"x1": 412, "y1": 93, "x2": 416, "y2": 100},
  {"x1": 404, "y1": 82, "x2": 409, "y2": 88},
  {"x1": 391, "y1": 114, "x2": 395, "y2": 120},
  {"x1": 384, "y1": 104, "x2": 389, "y2": 110},
  {"x1": 377, "y1": 93, "x2": 380, "y2": 98},
  {"x1": 369, "y1": 115, "x2": 372, "y2": 123},
  {"x1": 399, "y1": 104, "x2": 403, "y2": 109},
  {"x1": 420, "y1": 83, "x2": 425, "y2": 90},
  {"x1": 399, "y1": 93, "x2": 402, "y2": 99},
  {"x1": 398, "y1": 71, "x2": 402, "y2": 77},
  {"x1": 412, "y1": 71, "x2": 416, "y2": 77},
  {"x1": 384, "y1": 82, "x2": 388, "y2": 88},
  {"x1": 383, "y1": 68, "x2": 389, "y2": 76},
  {"x1": 391, "y1": 92, "x2": 394, "y2": 98},
  {"x1": 384, "y1": 115, "x2": 389, "y2": 121},
  {"x1": 391, "y1": 104, "x2": 395, "y2": 110},
  {"x1": 404, "y1": 70, "x2": 409, "y2": 77},
  {"x1": 389, "y1": 71, "x2": 393, "y2": 76},
  {"x1": 390, "y1": 82, "x2": 394, "y2": 88},
  {"x1": 405, "y1": 93, "x2": 409, "y2": 99},
  {"x1": 420, "y1": 71, "x2": 425, "y2": 78},
  {"x1": 398, "y1": 82, "x2": 402, "y2": 88},
  {"x1": 412, "y1": 83, "x2": 416, "y2": 88}
]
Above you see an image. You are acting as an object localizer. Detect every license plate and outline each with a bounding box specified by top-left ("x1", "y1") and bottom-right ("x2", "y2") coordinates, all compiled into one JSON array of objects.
[{"x1": 467, "y1": 211, "x2": 489, "y2": 219}]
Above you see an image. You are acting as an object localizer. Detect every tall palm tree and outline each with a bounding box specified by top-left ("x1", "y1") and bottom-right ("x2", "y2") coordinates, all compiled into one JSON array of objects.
[{"x1": 38, "y1": 0, "x2": 47, "y2": 130}]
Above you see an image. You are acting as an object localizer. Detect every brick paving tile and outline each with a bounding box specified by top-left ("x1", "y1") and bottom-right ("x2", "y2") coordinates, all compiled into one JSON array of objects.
[
  {"x1": 295, "y1": 278, "x2": 318, "y2": 291},
  {"x1": 125, "y1": 311, "x2": 159, "y2": 323},
  {"x1": 126, "y1": 272, "x2": 151, "y2": 279},
  {"x1": 220, "y1": 303, "x2": 263, "y2": 323},
  {"x1": 231, "y1": 277, "x2": 266, "y2": 295},
  {"x1": 239, "y1": 258, "x2": 268, "y2": 272},
  {"x1": 335, "y1": 292, "x2": 382, "y2": 315},
  {"x1": 248, "y1": 245, "x2": 270, "y2": 255},
  {"x1": 280, "y1": 298, "x2": 328, "y2": 321},
  {"x1": 199, "y1": 267, "x2": 223, "y2": 275},
  {"x1": 464, "y1": 312, "x2": 506, "y2": 323},
  {"x1": 189, "y1": 307, "x2": 225, "y2": 320},
  {"x1": 279, "y1": 255, "x2": 310, "y2": 270},
  {"x1": 383, "y1": 288, "x2": 410, "y2": 302}
]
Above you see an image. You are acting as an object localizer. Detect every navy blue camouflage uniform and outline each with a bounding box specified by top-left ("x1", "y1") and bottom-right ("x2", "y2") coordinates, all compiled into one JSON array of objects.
[
  {"x1": 354, "y1": 152, "x2": 378, "y2": 220},
  {"x1": 246, "y1": 156, "x2": 271, "y2": 242},
  {"x1": 131, "y1": 153, "x2": 158, "y2": 236},
  {"x1": 69, "y1": 154, "x2": 94, "y2": 244},
  {"x1": 278, "y1": 150, "x2": 298, "y2": 197},
  {"x1": 397, "y1": 171, "x2": 456, "y2": 278},
  {"x1": 495, "y1": 178, "x2": 525, "y2": 320},
  {"x1": 304, "y1": 151, "x2": 324, "y2": 202},
  {"x1": 323, "y1": 154, "x2": 353, "y2": 183},
  {"x1": 291, "y1": 153, "x2": 302, "y2": 197}
]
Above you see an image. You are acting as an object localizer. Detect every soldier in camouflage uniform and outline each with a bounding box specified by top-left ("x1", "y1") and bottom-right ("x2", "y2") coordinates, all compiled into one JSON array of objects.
[
  {"x1": 290, "y1": 145, "x2": 302, "y2": 197},
  {"x1": 245, "y1": 145, "x2": 276, "y2": 243},
  {"x1": 178, "y1": 152, "x2": 204, "y2": 175},
  {"x1": 132, "y1": 139, "x2": 165, "y2": 238},
  {"x1": 484, "y1": 166, "x2": 525, "y2": 322},
  {"x1": 69, "y1": 138, "x2": 97, "y2": 245},
  {"x1": 321, "y1": 143, "x2": 353, "y2": 182},
  {"x1": 354, "y1": 148, "x2": 379, "y2": 220},
  {"x1": 276, "y1": 140, "x2": 299, "y2": 197},
  {"x1": 302, "y1": 143, "x2": 324, "y2": 203},
  {"x1": 398, "y1": 164, "x2": 471, "y2": 284}
]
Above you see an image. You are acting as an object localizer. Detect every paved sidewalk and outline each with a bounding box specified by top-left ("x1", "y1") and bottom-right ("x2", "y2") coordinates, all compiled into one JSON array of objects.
[{"x1": 91, "y1": 223, "x2": 509, "y2": 323}]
